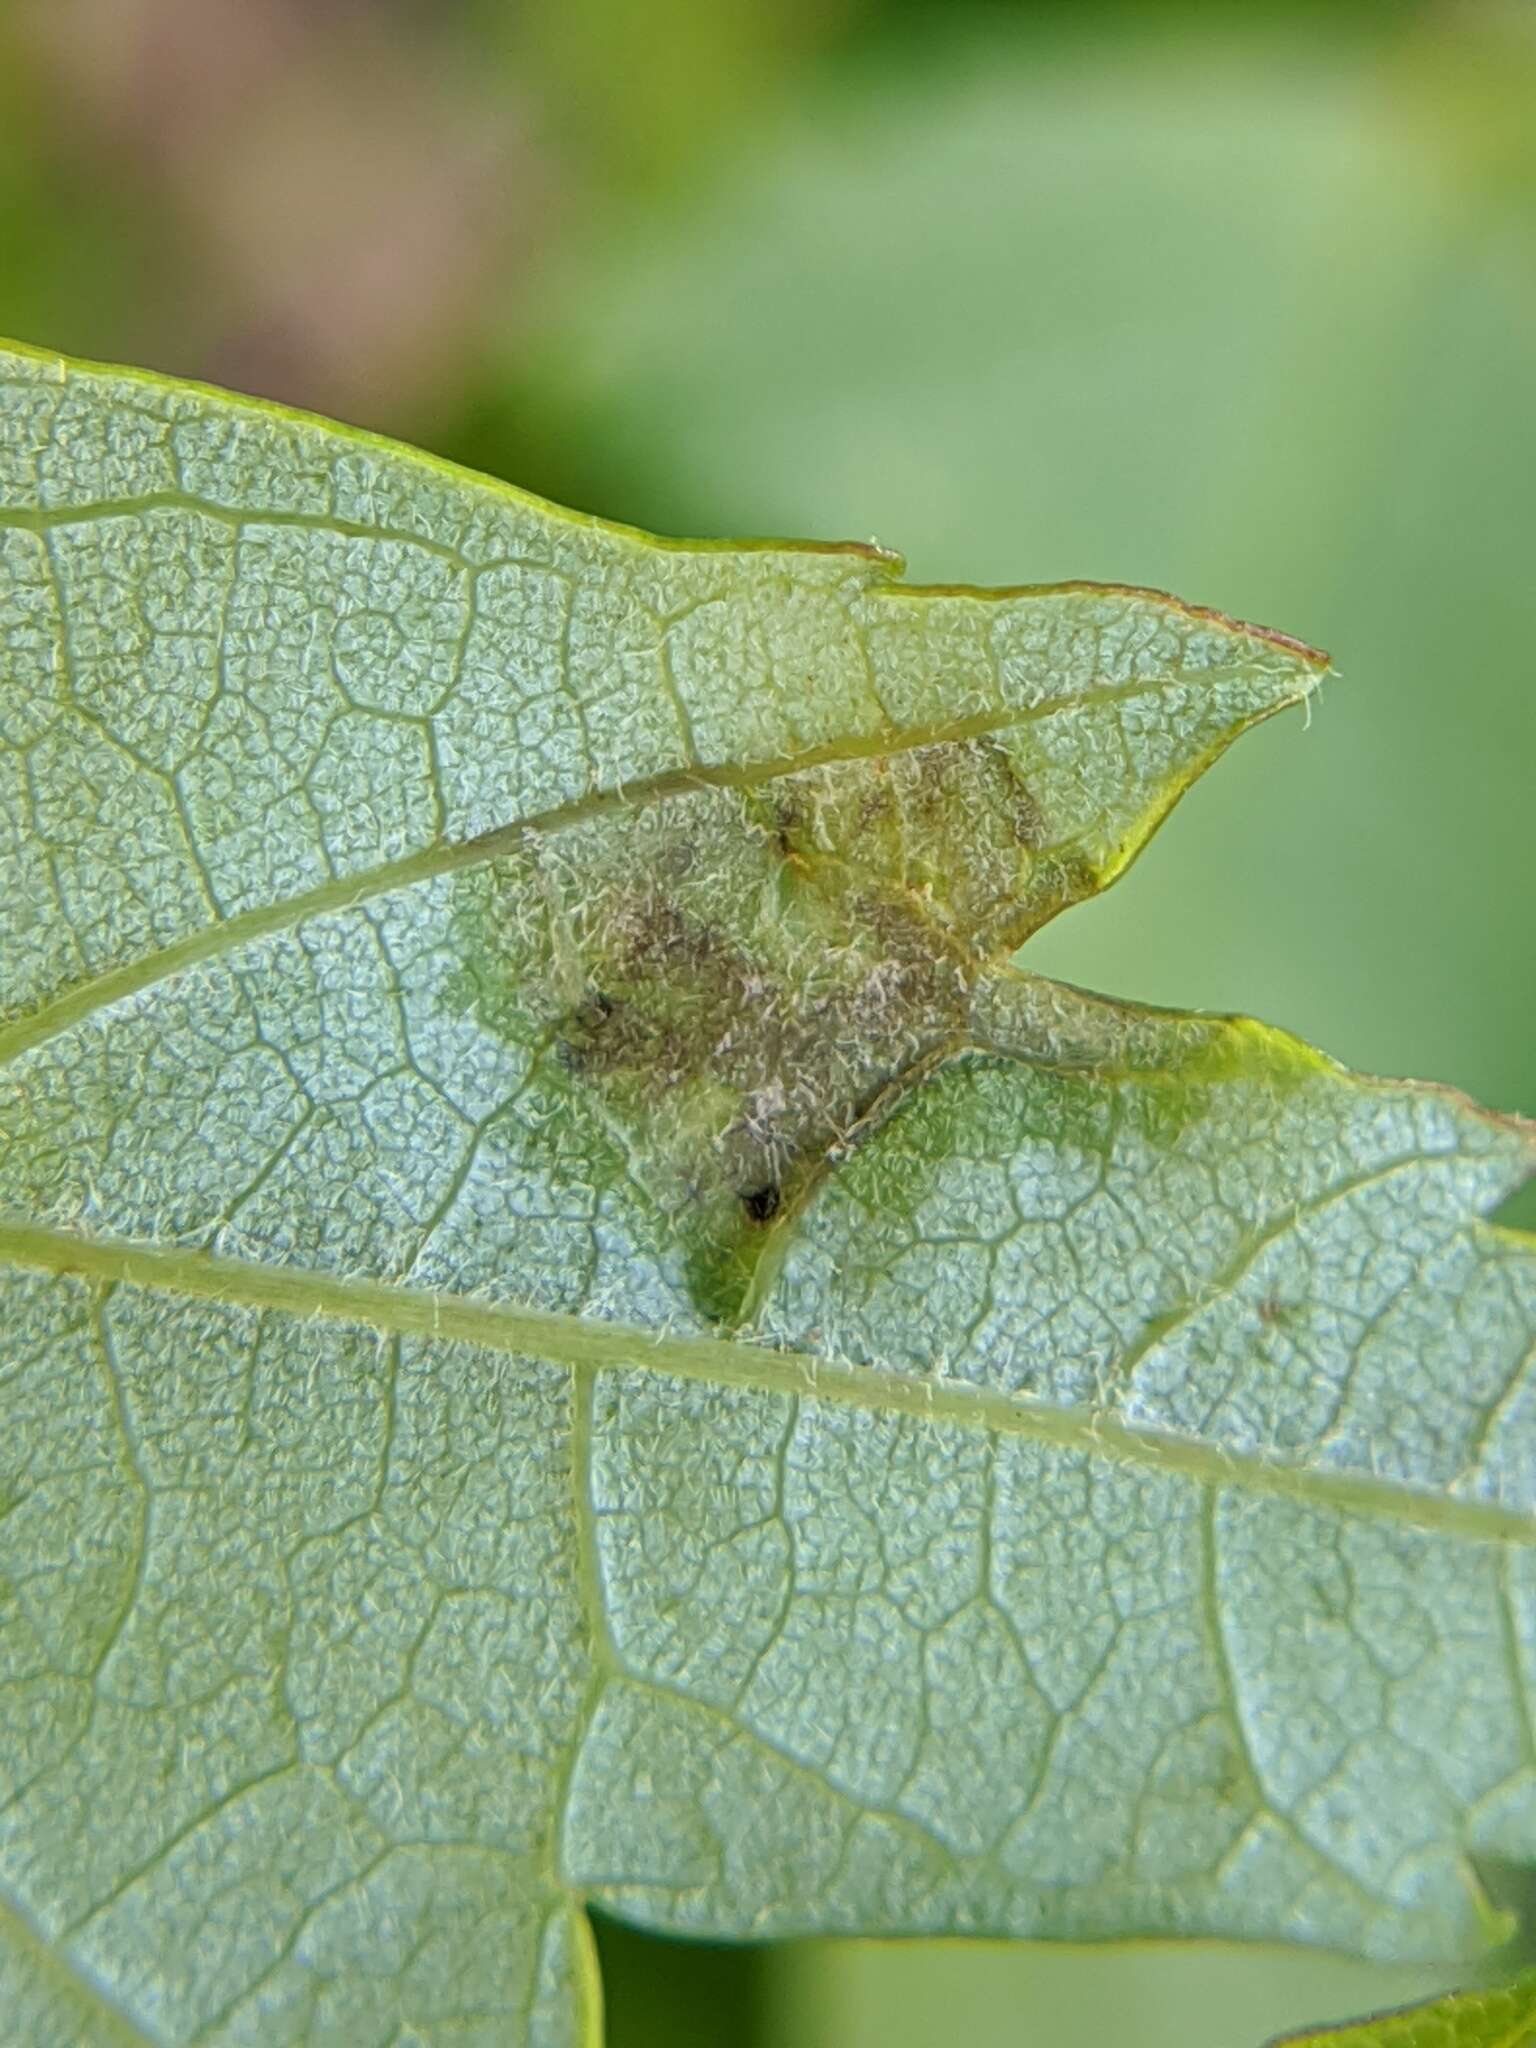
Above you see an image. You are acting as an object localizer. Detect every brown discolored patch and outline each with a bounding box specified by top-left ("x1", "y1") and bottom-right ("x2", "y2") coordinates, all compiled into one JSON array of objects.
[{"x1": 463, "y1": 732, "x2": 1095, "y2": 1319}]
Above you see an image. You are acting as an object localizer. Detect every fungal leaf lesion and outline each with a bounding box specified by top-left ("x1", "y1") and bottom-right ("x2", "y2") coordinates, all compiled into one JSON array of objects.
[
  {"x1": 460, "y1": 727, "x2": 1097, "y2": 1321},
  {"x1": 451, "y1": 562, "x2": 1334, "y2": 1326}
]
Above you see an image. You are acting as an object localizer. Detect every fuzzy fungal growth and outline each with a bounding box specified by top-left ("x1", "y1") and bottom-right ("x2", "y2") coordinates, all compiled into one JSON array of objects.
[{"x1": 455, "y1": 725, "x2": 1293, "y2": 1322}]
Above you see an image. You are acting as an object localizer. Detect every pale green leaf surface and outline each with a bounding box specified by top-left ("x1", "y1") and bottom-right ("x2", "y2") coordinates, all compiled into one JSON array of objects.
[
  {"x1": 1271, "y1": 1971, "x2": 1536, "y2": 2047},
  {"x1": 0, "y1": 341, "x2": 1533, "y2": 2045}
]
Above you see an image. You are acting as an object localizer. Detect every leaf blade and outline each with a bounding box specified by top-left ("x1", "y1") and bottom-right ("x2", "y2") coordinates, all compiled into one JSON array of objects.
[{"x1": 1, "y1": 339, "x2": 1532, "y2": 2044}]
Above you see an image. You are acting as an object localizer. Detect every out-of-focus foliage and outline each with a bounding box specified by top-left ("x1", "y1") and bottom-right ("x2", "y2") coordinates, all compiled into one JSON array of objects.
[
  {"x1": 1270, "y1": 1967, "x2": 1536, "y2": 2045},
  {"x1": 1, "y1": 2, "x2": 1531, "y2": 2043}
]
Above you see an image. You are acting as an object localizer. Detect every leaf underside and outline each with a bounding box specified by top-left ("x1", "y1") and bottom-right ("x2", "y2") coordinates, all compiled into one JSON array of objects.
[{"x1": 0, "y1": 339, "x2": 1533, "y2": 2047}]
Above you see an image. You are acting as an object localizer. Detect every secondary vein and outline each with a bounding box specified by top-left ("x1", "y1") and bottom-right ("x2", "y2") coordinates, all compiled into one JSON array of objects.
[
  {"x1": 0, "y1": 1880, "x2": 158, "y2": 2048},
  {"x1": 0, "y1": 673, "x2": 1265, "y2": 1072}
]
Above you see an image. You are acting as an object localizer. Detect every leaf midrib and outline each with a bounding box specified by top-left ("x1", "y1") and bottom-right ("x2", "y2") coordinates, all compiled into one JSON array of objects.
[{"x1": 1, "y1": 1215, "x2": 1527, "y2": 1551}]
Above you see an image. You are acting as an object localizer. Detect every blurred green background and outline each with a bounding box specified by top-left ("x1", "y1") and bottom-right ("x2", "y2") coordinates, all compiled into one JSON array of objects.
[{"x1": 4, "y1": 1, "x2": 1532, "y2": 2040}]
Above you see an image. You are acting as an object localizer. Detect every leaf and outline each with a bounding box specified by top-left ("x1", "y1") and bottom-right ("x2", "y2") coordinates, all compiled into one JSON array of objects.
[
  {"x1": 1270, "y1": 1971, "x2": 1536, "y2": 2047},
  {"x1": 0, "y1": 338, "x2": 1533, "y2": 2046}
]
